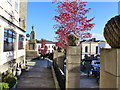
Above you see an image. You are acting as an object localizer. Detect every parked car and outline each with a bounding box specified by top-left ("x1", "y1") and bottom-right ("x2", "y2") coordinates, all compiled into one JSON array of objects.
[
  {"x1": 91, "y1": 60, "x2": 100, "y2": 84},
  {"x1": 91, "y1": 66, "x2": 100, "y2": 77},
  {"x1": 91, "y1": 60, "x2": 100, "y2": 67}
]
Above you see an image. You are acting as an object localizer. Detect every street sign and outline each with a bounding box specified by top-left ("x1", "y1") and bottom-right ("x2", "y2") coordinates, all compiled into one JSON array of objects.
[{"x1": 26, "y1": 33, "x2": 30, "y2": 37}]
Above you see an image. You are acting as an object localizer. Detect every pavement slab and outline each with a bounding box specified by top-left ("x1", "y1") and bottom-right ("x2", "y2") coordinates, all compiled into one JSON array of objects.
[{"x1": 16, "y1": 59, "x2": 55, "y2": 88}]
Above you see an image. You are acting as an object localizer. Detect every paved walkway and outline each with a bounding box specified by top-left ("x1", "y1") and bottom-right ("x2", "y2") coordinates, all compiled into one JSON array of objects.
[
  {"x1": 16, "y1": 59, "x2": 55, "y2": 88},
  {"x1": 80, "y1": 72, "x2": 99, "y2": 88}
]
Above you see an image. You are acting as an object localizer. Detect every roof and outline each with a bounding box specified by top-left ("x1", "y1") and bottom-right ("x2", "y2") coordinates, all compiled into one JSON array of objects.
[{"x1": 80, "y1": 38, "x2": 106, "y2": 43}]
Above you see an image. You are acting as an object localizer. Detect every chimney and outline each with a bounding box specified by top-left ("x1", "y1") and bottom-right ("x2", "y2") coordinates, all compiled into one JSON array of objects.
[{"x1": 92, "y1": 38, "x2": 96, "y2": 42}]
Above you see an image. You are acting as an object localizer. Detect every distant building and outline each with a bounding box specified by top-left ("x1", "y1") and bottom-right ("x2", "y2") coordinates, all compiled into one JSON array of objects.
[
  {"x1": 81, "y1": 38, "x2": 111, "y2": 59},
  {"x1": 98, "y1": 42, "x2": 111, "y2": 55},
  {"x1": 36, "y1": 40, "x2": 56, "y2": 54},
  {"x1": 0, "y1": 0, "x2": 27, "y2": 75}
]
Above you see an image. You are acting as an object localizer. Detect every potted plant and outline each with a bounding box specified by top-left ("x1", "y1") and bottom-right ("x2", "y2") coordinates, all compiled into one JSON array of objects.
[
  {"x1": 3, "y1": 72, "x2": 17, "y2": 89},
  {"x1": 0, "y1": 82, "x2": 9, "y2": 89}
]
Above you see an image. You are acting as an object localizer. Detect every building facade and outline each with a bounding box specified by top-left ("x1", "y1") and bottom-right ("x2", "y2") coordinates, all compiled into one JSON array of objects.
[
  {"x1": 97, "y1": 42, "x2": 111, "y2": 55},
  {"x1": 81, "y1": 38, "x2": 110, "y2": 59},
  {"x1": 0, "y1": 0, "x2": 27, "y2": 75},
  {"x1": 36, "y1": 40, "x2": 55, "y2": 54}
]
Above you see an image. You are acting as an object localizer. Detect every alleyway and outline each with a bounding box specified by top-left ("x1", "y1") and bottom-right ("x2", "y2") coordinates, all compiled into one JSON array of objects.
[{"x1": 16, "y1": 59, "x2": 55, "y2": 88}]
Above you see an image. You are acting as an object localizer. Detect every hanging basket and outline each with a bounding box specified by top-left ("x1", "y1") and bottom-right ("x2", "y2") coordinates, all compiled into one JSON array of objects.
[{"x1": 104, "y1": 15, "x2": 120, "y2": 48}]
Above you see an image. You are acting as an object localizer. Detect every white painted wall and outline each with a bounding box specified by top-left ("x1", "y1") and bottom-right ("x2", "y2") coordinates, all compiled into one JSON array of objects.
[
  {"x1": 81, "y1": 42, "x2": 98, "y2": 59},
  {"x1": 36, "y1": 43, "x2": 55, "y2": 54},
  {"x1": 0, "y1": 0, "x2": 19, "y2": 26},
  {"x1": 0, "y1": 0, "x2": 26, "y2": 65},
  {"x1": 98, "y1": 42, "x2": 111, "y2": 55},
  {"x1": 81, "y1": 40, "x2": 111, "y2": 59}
]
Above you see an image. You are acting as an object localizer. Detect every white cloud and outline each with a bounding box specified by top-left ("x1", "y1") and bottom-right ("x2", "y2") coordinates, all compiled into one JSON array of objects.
[{"x1": 92, "y1": 33, "x2": 105, "y2": 40}]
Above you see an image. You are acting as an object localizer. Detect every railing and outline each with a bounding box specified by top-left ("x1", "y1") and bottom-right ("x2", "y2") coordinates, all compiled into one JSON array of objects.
[{"x1": 53, "y1": 61, "x2": 65, "y2": 90}]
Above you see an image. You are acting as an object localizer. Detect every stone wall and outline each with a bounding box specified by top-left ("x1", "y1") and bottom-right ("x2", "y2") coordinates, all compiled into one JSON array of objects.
[
  {"x1": 26, "y1": 50, "x2": 39, "y2": 60},
  {"x1": 100, "y1": 48, "x2": 120, "y2": 89}
]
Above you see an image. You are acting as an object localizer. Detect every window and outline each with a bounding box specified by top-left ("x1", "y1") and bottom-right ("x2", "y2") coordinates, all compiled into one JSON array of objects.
[
  {"x1": 4, "y1": 29, "x2": 16, "y2": 51},
  {"x1": 48, "y1": 50, "x2": 50, "y2": 53},
  {"x1": 18, "y1": 35, "x2": 24, "y2": 49},
  {"x1": 85, "y1": 46, "x2": 88, "y2": 53},
  {"x1": 49, "y1": 45, "x2": 50, "y2": 48},
  {"x1": 52, "y1": 50, "x2": 54, "y2": 53},
  {"x1": 96, "y1": 46, "x2": 98, "y2": 54},
  {"x1": 99, "y1": 47, "x2": 101, "y2": 53},
  {"x1": 52, "y1": 45, "x2": 54, "y2": 48}
]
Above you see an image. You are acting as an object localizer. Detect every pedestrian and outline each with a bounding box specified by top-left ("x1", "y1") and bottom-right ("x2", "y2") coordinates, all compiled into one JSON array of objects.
[
  {"x1": 82, "y1": 61, "x2": 86, "y2": 71},
  {"x1": 85, "y1": 61, "x2": 92, "y2": 77}
]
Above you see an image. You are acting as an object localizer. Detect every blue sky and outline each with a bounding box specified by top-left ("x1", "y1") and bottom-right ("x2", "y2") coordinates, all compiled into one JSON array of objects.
[{"x1": 27, "y1": 2, "x2": 118, "y2": 41}]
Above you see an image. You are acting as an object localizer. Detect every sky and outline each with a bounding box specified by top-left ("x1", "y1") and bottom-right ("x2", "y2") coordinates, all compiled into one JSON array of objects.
[{"x1": 27, "y1": 2, "x2": 118, "y2": 42}]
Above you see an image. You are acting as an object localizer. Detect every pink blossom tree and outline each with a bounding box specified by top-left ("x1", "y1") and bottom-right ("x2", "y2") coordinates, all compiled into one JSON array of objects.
[
  {"x1": 38, "y1": 39, "x2": 48, "y2": 59},
  {"x1": 53, "y1": 0, "x2": 95, "y2": 48}
]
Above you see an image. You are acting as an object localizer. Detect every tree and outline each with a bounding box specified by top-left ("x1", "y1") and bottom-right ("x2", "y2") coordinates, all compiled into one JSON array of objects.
[
  {"x1": 38, "y1": 39, "x2": 48, "y2": 59},
  {"x1": 53, "y1": 0, "x2": 95, "y2": 48}
]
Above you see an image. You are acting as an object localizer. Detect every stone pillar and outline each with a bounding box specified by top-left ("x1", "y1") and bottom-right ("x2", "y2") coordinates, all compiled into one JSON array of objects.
[
  {"x1": 57, "y1": 52, "x2": 64, "y2": 71},
  {"x1": 66, "y1": 46, "x2": 80, "y2": 89},
  {"x1": 100, "y1": 48, "x2": 120, "y2": 89},
  {"x1": 29, "y1": 26, "x2": 36, "y2": 50},
  {"x1": 53, "y1": 50, "x2": 58, "y2": 67}
]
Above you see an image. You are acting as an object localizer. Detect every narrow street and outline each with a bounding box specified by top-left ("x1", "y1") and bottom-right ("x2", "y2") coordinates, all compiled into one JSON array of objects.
[{"x1": 16, "y1": 59, "x2": 55, "y2": 88}]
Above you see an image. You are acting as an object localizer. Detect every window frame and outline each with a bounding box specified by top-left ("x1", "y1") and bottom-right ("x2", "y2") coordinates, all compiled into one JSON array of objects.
[
  {"x1": 4, "y1": 29, "x2": 16, "y2": 52},
  {"x1": 96, "y1": 46, "x2": 98, "y2": 54},
  {"x1": 18, "y1": 34, "x2": 24, "y2": 50},
  {"x1": 85, "y1": 46, "x2": 88, "y2": 53}
]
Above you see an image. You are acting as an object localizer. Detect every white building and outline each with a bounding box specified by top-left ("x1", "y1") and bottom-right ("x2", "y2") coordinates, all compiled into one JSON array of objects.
[
  {"x1": 98, "y1": 42, "x2": 111, "y2": 55},
  {"x1": 0, "y1": 0, "x2": 27, "y2": 75},
  {"x1": 36, "y1": 40, "x2": 56, "y2": 54},
  {"x1": 81, "y1": 38, "x2": 111, "y2": 59}
]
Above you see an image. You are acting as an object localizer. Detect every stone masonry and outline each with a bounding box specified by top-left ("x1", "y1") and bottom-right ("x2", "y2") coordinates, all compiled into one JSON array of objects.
[
  {"x1": 66, "y1": 46, "x2": 80, "y2": 89},
  {"x1": 100, "y1": 48, "x2": 120, "y2": 89}
]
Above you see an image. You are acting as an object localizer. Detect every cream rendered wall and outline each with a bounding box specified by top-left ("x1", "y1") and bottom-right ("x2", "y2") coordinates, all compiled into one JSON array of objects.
[{"x1": 0, "y1": 0, "x2": 19, "y2": 26}]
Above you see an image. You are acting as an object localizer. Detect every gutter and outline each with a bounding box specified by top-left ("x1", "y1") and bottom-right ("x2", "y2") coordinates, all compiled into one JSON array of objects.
[{"x1": 0, "y1": 15, "x2": 26, "y2": 33}]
